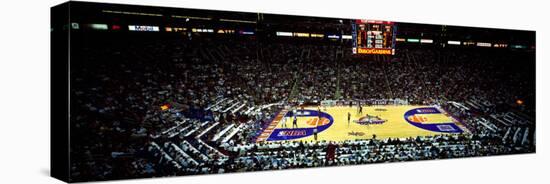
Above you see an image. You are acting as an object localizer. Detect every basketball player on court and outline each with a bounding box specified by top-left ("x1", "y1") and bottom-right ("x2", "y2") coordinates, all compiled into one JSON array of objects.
[
  {"x1": 292, "y1": 115, "x2": 298, "y2": 128},
  {"x1": 313, "y1": 126, "x2": 318, "y2": 141},
  {"x1": 281, "y1": 113, "x2": 287, "y2": 128},
  {"x1": 347, "y1": 112, "x2": 351, "y2": 127}
]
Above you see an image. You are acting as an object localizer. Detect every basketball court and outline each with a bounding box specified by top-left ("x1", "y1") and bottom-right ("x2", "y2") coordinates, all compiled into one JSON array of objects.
[{"x1": 256, "y1": 105, "x2": 469, "y2": 142}]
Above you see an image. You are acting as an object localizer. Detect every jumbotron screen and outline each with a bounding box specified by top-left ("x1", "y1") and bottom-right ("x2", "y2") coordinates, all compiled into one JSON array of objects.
[{"x1": 352, "y1": 19, "x2": 396, "y2": 55}]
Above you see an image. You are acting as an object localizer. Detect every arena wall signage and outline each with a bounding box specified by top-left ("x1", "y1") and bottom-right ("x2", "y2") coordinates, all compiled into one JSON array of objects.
[
  {"x1": 128, "y1": 25, "x2": 160, "y2": 32},
  {"x1": 51, "y1": 1, "x2": 536, "y2": 183}
]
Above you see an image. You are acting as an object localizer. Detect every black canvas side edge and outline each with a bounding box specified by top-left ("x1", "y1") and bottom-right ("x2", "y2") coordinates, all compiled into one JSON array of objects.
[{"x1": 51, "y1": 1, "x2": 71, "y2": 183}]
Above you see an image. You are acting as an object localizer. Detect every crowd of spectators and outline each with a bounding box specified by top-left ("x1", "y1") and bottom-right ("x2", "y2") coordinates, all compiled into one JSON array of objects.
[{"x1": 68, "y1": 33, "x2": 535, "y2": 181}]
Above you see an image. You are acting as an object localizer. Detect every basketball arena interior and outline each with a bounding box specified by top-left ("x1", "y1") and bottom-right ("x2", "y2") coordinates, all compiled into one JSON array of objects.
[{"x1": 52, "y1": 2, "x2": 536, "y2": 182}]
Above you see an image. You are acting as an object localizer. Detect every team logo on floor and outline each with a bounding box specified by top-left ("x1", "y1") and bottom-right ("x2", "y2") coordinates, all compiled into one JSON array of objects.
[
  {"x1": 404, "y1": 107, "x2": 463, "y2": 133},
  {"x1": 267, "y1": 109, "x2": 334, "y2": 141},
  {"x1": 277, "y1": 130, "x2": 307, "y2": 136}
]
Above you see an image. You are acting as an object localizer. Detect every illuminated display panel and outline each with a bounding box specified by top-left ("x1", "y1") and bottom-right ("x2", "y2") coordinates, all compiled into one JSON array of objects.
[
  {"x1": 128, "y1": 25, "x2": 159, "y2": 32},
  {"x1": 352, "y1": 20, "x2": 396, "y2": 55}
]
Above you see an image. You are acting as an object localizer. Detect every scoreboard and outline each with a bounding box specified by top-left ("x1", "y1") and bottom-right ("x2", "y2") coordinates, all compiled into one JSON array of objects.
[{"x1": 352, "y1": 20, "x2": 396, "y2": 55}]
